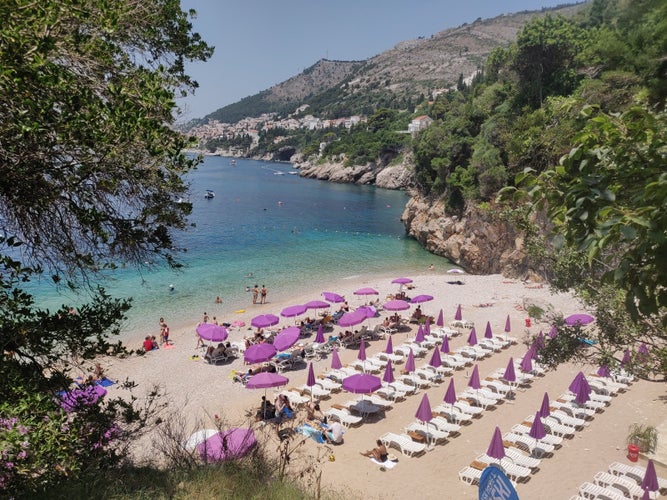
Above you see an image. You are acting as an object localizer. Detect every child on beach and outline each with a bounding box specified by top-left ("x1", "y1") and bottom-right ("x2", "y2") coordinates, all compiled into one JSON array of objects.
[{"x1": 159, "y1": 317, "x2": 170, "y2": 345}]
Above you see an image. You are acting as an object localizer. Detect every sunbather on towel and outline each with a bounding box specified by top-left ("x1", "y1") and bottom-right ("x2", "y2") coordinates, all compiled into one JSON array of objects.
[{"x1": 360, "y1": 440, "x2": 388, "y2": 461}]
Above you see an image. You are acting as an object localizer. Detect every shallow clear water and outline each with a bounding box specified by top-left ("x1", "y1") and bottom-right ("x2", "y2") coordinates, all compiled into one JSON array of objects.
[{"x1": 31, "y1": 156, "x2": 449, "y2": 338}]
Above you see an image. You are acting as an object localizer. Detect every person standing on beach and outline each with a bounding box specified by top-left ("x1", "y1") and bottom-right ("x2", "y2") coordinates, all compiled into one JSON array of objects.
[
  {"x1": 252, "y1": 285, "x2": 259, "y2": 304},
  {"x1": 260, "y1": 285, "x2": 267, "y2": 304},
  {"x1": 159, "y1": 317, "x2": 170, "y2": 345}
]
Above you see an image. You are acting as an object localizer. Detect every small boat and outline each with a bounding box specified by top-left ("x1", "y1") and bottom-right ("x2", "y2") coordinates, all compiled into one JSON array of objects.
[
  {"x1": 204, "y1": 189, "x2": 215, "y2": 199},
  {"x1": 288, "y1": 171, "x2": 299, "y2": 175},
  {"x1": 273, "y1": 171, "x2": 285, "y2": 175},
  {"x1": 230, "y1": 159, "x2": 236, "y2": 166}
]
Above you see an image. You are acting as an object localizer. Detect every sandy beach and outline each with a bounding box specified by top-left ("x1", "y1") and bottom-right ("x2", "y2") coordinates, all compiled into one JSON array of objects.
[{"x1": 99, "y1": 272, "x2": 667, "y2": 499}]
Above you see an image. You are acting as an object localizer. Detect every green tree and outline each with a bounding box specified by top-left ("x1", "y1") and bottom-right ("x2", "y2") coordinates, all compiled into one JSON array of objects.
[
  {"x1": 513, "y1": 15, "x2": 587, "y2": 108},
  {"x1": 513, "y1": 104, "x2": 667, "y2": 377},
  {"x1": 0, "y1": 0, "x2": 212, "y2": 493}
]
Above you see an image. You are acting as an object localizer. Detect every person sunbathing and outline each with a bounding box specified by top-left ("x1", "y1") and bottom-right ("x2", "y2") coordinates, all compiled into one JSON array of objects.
[{"x1": 360, "y1": 440, "x2": 388, "y2": 461}]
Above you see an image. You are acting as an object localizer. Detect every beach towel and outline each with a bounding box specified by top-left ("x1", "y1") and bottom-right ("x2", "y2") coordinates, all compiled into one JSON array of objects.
[
  {"x1": 163, "y1": 344, "x2": 175, "y2": 350},
  {"x1": 95, "y1": 378, "x2": 116, "y2": 388},
  {"x1": 371, "y1": 458, "x2": 397, "y2": 470},
  {"x1": 296, "y1": 423, "x2": 325, "y2": 443}
]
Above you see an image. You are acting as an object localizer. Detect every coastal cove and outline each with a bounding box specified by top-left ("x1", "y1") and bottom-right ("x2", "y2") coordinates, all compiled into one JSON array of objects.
[{"x1": 31, "y1": 156, "x2": 451, "y2": 342}]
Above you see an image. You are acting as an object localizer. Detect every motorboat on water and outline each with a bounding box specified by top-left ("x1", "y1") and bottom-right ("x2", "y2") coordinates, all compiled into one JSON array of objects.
[
  {"x1": 230, "y1": 159, "x2": 236, "y2": 166},
  {"x1": 273, "y1": 171, "x2": 285, "y2": 175},
  {"x1": 204, "y1": 189, "x2": 215, "y2": 199}
]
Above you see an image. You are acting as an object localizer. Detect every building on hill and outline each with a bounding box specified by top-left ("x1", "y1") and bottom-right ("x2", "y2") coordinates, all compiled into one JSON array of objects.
[{"x1": 408, "y1": 115, "x2": 434, "y2": 135}]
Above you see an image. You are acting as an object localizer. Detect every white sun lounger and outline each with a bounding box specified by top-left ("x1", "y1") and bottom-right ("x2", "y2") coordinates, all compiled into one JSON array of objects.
[
  {"x1": 503, "y1": 432, "x2": 556, "y2": 457},
  {"x1": 481, "y1": 379, "x2": 512, "y2": 397},
  {"x1": 609, "y1": 462, "x2": 667, "y2": 491},
  {"x1": 454, "y1": 399, "x2": 485, "y2": 416},
  {"x1": 578, "y1": 481, "x2": 626, "y2": 500},
  {"x1": 324, "y1": 366, "x2": 358, "y2": 382},
  {"x1": 376, "y1": 351, "x2": 404, "y2": 364},
  {"x1": 398, "y1": 374, "x2": 430, "y2": 389},
  {"x1": 433, "y1": 404, "x2": 474, "y2": 424},
  {"x1": 510, "y1": 424, "x2": 564, "y2": 447},
  {"x1": 476, "y1": 457, "x2": 532, "y2": 481},
  {"x1": 441, "y1": 353, "x2": 469, "y2": 368},
  {"x1": 405, "y1": 422, "x2": 449, "y2": 445},
  {"x1": 594, "y1": 471, "x2": 645, "y2": 499},
  {"x1": 430, "y1": 416, "x2": 461, "y2": 436},
  {"x1": 299, "y1": 384, "x2": 331, "y2": 400},
  {"x1": 503, "y1": 448, "x2": 541, "y2": 469},
  {"x1": 459, "y1": 465, "x2": 483, "y2": 485},
  {"x1": 376, "y1": 385, "x2": 407, "y2": 402},
  {"x1": 276, "y1": 389, "x2": 310, "y2": 407},
  {"x1": 323, "y1": 407, "x2": 362, "y2": 427},
  {"x1": 386, "y1": 380, "x2": 417, "y2": 395},
  {"x1": 315, "y1": 377, "x2": 342, "y2": 392},
  {"x1": 380, "y1": 432, "x2": 427, "y2": 457},
  {"x1": 414, "y1": 367, "x2": 444, "y2": 383}
]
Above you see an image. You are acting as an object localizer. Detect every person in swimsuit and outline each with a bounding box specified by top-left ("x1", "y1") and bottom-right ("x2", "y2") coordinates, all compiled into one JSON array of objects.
[
  {"x1": 252, "y1": 285, "x2": 259, "y2": 304},
  {"x1": 360, "y1": 440, "x2": 388, "y2": 461},
  {"x1": 260, "y1": 285, "x2": 267, "y2": 304}
]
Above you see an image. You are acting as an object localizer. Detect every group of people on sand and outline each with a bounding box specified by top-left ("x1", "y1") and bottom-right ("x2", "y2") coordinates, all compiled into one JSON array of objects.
[
  {"x1": 141, "y1": 317, "x2": 171, "y2": 353},
  {"x1": 251, "y1": 284, "x2": 268, "y2": 305}
]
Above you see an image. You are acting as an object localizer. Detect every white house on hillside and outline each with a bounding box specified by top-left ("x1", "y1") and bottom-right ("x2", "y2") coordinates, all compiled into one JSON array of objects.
[{"x1": 408, "y1": 115, "x2": 434, "y2": 135}]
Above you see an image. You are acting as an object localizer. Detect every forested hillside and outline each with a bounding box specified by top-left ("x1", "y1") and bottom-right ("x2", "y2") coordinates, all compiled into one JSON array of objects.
[{"x1": 407, "y1": 0, "x2": 666, "y2": 376}]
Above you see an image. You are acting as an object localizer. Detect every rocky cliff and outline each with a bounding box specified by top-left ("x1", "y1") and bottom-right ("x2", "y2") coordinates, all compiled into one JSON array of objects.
[
  {"x1": 295, "y1": 158, "x2": 413, "y2": 190},
  {"x1": 401, "y1": 193, "x2": 536, "y2": 278}
]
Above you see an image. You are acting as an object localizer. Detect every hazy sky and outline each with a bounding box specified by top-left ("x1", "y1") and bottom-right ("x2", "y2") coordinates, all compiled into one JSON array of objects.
[{"x1": 178, "y1": 0, "x2": 577, "y2": 120}]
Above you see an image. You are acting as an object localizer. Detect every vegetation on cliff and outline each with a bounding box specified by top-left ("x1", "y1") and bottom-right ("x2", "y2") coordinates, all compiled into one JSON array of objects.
[{"x1": 407, "y1": 0, "x2": 666, "y2": 377}]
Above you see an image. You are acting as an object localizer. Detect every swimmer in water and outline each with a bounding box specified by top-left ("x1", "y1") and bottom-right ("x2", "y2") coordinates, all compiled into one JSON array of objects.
[{"x1": 169, "y1": 284, "x2": 174, "y2": 291}]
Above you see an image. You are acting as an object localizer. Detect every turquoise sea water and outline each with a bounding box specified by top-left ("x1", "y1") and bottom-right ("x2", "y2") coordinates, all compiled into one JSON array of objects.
[{"x1": 33, "y1": 156, "x2": 450, "y2": 338}]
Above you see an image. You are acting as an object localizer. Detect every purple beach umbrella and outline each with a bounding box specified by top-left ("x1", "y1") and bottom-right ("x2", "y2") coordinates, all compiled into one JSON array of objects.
[
  {"x1": 564, "y1": 313, "x2": 595, "y2": 326},
  {"x1": 383, "y1": 359, "x2": 395, "y2": 384},
  {"x1": 519, "y1": 349, "x2": 533, "y2": 373},
  {"x1": 246, "y1": 371, "x2": 289, "y2": 390},
  {"x1": 358, "y1": 339, "x2": 367, "y2": 361},
  {"x1": 357, "y1": 305, "x2": 377, "y2": 319},
  {"x1": 354, "y1": 287, "x2": 378, "y2": 296},
  {"x1": 331, "y1": 348, "x2": 342, "y2": 370},
  {"x1": 454, "y1": 304, "x2": 462, "y2": 321},
  {"x1": 196, "y1": 323, "x2": 229, "y2": 342},
  {"x1": 281, "y1": 304, "x2": 307, "y2": 318},
  {"x1": 436, "y1": 309, "x2": 444, "y2": 327},
  {"x1": 533, "y1": 331, "x2": 545, "y2": 353},
  {"x1": 502, "y1": 357, "x2": 516, "y2": 383},
  {"x1": 529, "y1": 412, "x2": 547, "y2": 440},
  {"x1": 305, "y1": 300, "x2": 331, "y2": 310},
  {"x1": 415, "y1": 393, "x2": 433, "y2": 423},
  {"x1": 468, "y1": 364, "x2": 481, "y2": 390},
  {"x1": 198, "y1": 427, "x2": 256, "y2": 463},
  {"x1": 405, "y1": 348, "x2": 416, "y2": 373},
  {"x1": 444, "y1": 378, "x2": 457, "y2": 407},
  {"x1": 539, "y1": 392, "x2": 551, "y2": 418},
  {"x1": 484, "y1": 321, "x2": 493, "y2": 339},
  {"x1": 467, "y1": 327, "x2": 478, "y2": 346},
  {"x1": 548, "y1": 325, "x2": 558, "y2": 338},
  {"x1": 383, "y1": 299, "x2": 410, "y2": 311},
  {"x1": 250, "y1": 314, "x2": 280, "y2": 329},
  {"x1": 306, "y1": 363, "x2": 316, "y2": 401},
  {"x1": 504, "y1": 314, "x2": 511, "y2": 333},
  {"x1": 638, "y1": 342, "x2": 650, "y2": 358},
  {"x1": 410, "y1": 294, "x2": 434, "y2": 304},
  {"x1": 569, "y1": 371, "x2": 591, "y2": 405},
  {"x1": 621, "y1": 348, "x2": 631, "y2": 367},
  {"x1": 424, "y1": 317, "x2": 431, "y2": 335},
  {"x1": 246, "y1": 371, "x2": 289, "y2": 418},
  {"x1": 597, "y1": 365, "x2": 611, "y2": 378},
  {"x1": 306, "y1": 363, "x2": 316, "y2": 387},
  {"x1": 440, "y1": 334, "x2": 450, "y2": 354},
  {"x1": 342, "y1": 373, "x2": 381, "y2": 394},
  {"x1": 414, "y1": 325, "x2": 425, "y2": 344},
  {"x1": 385, "y1": 336, "x2": 393, "y2": 354},
  {"x1": 338, "y1": 310, "x2": 366, "y2": 328},
  {"x1": 486, "y1": 426, "x2": 505, "y2": 460},
  {"x1": 428, "y1": 348, "x2": 442, "y2": 369},
  {"x1": 641, "y1": 459, "x2": 659, "y2": 495},
  {"x1": 272, "y1": 326, "x2": 301, "y2": 351},
  {"x1": 314, "y1": 324, "x2": 325, "y2": 344},
  {"x1": 391, "y1": 277, "x2": 413, "y2": 285},
  {"x1": 322, "y1": 291, "x2": 345, "y2": 303},
  {"x1": 244, "y1": 343, "x2": 277, "y2": 364}
]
